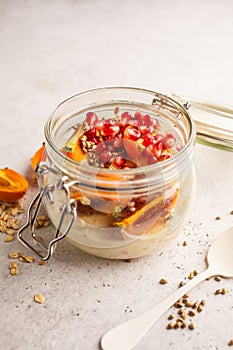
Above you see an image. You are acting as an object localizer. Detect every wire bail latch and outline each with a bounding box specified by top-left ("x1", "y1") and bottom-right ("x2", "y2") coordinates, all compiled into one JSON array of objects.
[{"x1": 17, "y1": 163, "x2": 77, "y2": 261}]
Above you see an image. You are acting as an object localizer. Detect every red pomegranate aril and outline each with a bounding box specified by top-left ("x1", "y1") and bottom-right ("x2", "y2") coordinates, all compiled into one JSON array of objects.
[
  {"x1": 134, "y1": 111, "x2": 143, "y2": 121},
  {"x1": 94, "y1": 118, "x2": 105, "y2": 130},
  {"x1": 85, "y1": 112, "x2": 97, "y2": 125},
  {"x1": 143, "y1": 133, "x2": 155, "y2": 147},
  {"x1": 101, "y1": 125, "x2": 120, "y2": 137},
  {"x1": 106, "y1": 118, "x2": 116, "y2": 126},
  {"x1": 121, "y1": 112, "x2": 132, "y2": 124},
  {"x1": 153, "y1": 134, "x2": 164, "y2": 142},
  {"x1": 162, "y1": 133, "x2": 176, "y2": 149},
  {"x1": 153, "y1": 141, "x2": 163, "y2": 159},
  {"x1": 139, "y1": 125, "x2": 150, "y2": 134},
  {"x1": 125, "y1": 127, "x2": 141, "y2": 141},
  {"x1": 84, "y1": 127, "x2": 97, "y2": 139},
  {"x1": 142, "y1": 114, "x2": 153, "y2": 126},
  {"x1": 112, "y1": 156, "x2": 126, "y2": 168},
  {"x1": 159, "y1": 152, "x2": 171, "y2": 161}
]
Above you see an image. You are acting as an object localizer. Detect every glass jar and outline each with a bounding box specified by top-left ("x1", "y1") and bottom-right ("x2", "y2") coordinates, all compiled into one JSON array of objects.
[{"x1": 17, "y1": 88, "x2": 204, "y2": 260}]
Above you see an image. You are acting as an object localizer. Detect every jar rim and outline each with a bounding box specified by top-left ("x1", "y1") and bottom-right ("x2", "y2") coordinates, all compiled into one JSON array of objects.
[{"x1": 44, "y1": 86, "x2": 196, "y2": 179}]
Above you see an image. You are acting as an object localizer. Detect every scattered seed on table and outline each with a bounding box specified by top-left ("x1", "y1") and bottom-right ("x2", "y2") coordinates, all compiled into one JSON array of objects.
[
  {"x1": 185, "y1": 301, "x2": 193, "y2": 308},
  {"x1": 188, "y1": 322, "x2": 195, "y2": 330},
  {"x1": 228, "y1": 339, "x2": 233, "y2": 346},
  {"x1": 215, "y1": 216, "x2": 221, "y2": 220},
  {"x1": 4, "y1": 235, "x2": 15, "y2": 242},
  {"x1": 197, "y1": 304, "x2": 203, "y2": 313},
  {"x1": 215, "y1": 275, "x2": 221, "y2": 282},
  {"x1": 179, "y1": 281, "x2": 185, "y2": 288},
  {"x1": 19, "y1": 255, "x2": 35, "y2": 263},
  {"x1": 200, "y1": 299, "x2": 206, "y2": 307},
  {"x1": 221, "y1": 288, "x2": 228, "y2": 295},
  {"x1": 188, "y1": 272, "x2": 194, "y2": 280},
  {"x1": 182, "y1": 240, "x2": 187, "y2": 246},
  {"x1": 168, "y1": 314, "x2": 175, "y2": 320},
  {"x1": 215, "y1": 289, "x2": 221, "y2": 295},
  {"x1": 193, "y1": 269, "x2": 199, "y2": 276},
  {"x1": 188, "y1": 310, "x2": 196, "y2": 317},
  {"x1": 6, "y1": 229, "x2": 15, "y2": 235},
  {"x1": 8, "y1": 251, "x2": 20, "y2": 259},
  {"x1": 174, "y1": 301, "x2": 183, "y2": 308},
  {"x1": 183, "y1": 293, "x2": 190, "y2": 299},
  {"x1": 34, "y1": 294, "x2": 45, "y2": 304},
  {"x1": 192, "y1": 302, "x2": 198, "y2": 309},
  {"x1": 230, "y1": 210, "x2": 233, "y2": 215},
  {"x1": 159, "y1": 278, "x2": 168, "y2": 285},
  {"x1": 9, "y1": 261, "x2": 19, "y2": 275},
  {"x1": 166, "y1": 322, "x2": 175, "y2": 329}
]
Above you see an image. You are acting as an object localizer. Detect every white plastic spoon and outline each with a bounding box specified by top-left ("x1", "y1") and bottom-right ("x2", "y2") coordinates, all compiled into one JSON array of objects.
[{"x1": 101, "y1": 227, "x2": 233, "y2": 350}]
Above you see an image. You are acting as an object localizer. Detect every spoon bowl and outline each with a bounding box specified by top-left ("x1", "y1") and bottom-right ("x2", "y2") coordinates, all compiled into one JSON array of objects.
[
  {"x1": 101, "y1": 226, "x2": 233, "y2": 350},
  {"x1": 207, "y1": 227, "x2": 233, "y2": 277}
]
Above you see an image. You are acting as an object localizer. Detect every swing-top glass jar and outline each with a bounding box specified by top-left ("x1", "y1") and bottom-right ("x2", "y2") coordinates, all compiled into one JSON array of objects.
[{"x1": 19, "y1": 87, "x2": 198, "y2": 260}]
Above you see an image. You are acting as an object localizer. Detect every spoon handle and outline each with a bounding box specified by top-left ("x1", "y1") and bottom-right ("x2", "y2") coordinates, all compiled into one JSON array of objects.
[{"x1": 101, "y1": 268, "x2": 213, "y2": 350}]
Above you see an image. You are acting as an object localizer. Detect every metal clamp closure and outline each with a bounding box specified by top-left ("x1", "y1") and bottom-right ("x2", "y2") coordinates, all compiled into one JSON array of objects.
[{"x1": 17, "y1": 164, "x2": 77, "y2": 261}]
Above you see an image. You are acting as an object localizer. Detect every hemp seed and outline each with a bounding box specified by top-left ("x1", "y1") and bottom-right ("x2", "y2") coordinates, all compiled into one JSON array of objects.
[
  {"x1": 188, "y1": 322, "x2": 195, "y2": 330},
  {"x1": 34, "y1": 294, "x2": 45, "y2": 304},
  {"x1": 215, "y1": 275, "x2": 222, "y2": 282},
  {"x1": 159, "y1": 278, "x2": 168, "y2": 285}
]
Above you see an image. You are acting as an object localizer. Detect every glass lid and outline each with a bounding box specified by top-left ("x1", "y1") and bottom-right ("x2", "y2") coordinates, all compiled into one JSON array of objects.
[{"x1": 171, "y1": 93, "x2": 233, "y2": 152}]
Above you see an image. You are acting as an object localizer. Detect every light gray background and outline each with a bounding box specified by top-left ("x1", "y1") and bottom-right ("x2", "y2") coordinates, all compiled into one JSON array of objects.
[{"x1": 0, "y1": 1, "x2": 233, "y2": 349}]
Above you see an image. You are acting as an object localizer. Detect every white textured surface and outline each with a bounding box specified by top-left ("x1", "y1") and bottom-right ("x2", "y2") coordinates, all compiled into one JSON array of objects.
[{"x1": 0, "y1": 1, "x2": 233, "y2": 349}]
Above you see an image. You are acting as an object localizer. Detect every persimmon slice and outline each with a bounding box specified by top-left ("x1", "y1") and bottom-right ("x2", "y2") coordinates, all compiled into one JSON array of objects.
[
  {"x1": 31, "y1": 144, "x2": 46, "y2": 171},
  {"x1": 63, "y1": 126, "x2": 86, "y2": 162},
  {"x1": 0, "y1": 168, "x2": 28, "y2": 202}
]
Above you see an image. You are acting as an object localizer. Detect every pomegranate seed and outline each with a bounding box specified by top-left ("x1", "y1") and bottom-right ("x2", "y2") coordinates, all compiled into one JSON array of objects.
[
  {"x1": 162, "y1": 133, "x2": 176, "y2": 149},
  {"x1": 84, "y1": 127, "x2": 97, "y2": 139},
  {"x1": 106, "y1": 118, "x2": 116, "y2": 126},
  {"x1": 143, "y1": 133, "x2": 155, "y2": 147},
  {"x1": 134, "y1": 111, "x2": 143, "y2": 121},
  {"x1": 139, "y1": 125, "x2": 150, "y2": 134},
  {"x1": 129, "y1": 119, "x2": 139, "y2": 127},
  {"x1": 153, "y1": 134, "x2": 164, "y2": 142},
  {"x1": 121, "y1": 112, "x2": 132, "y2": 124},
  {"x1": 94, "y1": 118, "x2": 105, "y2": 130},
  {"x1": 85, "y1": 112, "x2": 97, "y2": 125},
  {"x1": 142, "y1": 114, "x2": 153, "y2": 126},
  {"x1": 101, "y1": 125, "x2": 120, "y2": 137},
  {"x1": 159, "y1": 152, "x2": 171, "y2": 161},
  {"x1": 153, "y1": 141, "x2": 163, "y2": 159},
  {"x1": 125, "y1": 127, "x2": 141, "y2": 141},
  {"x1": 112, "y1": 157, "x2": 126, "y2": 168}
]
